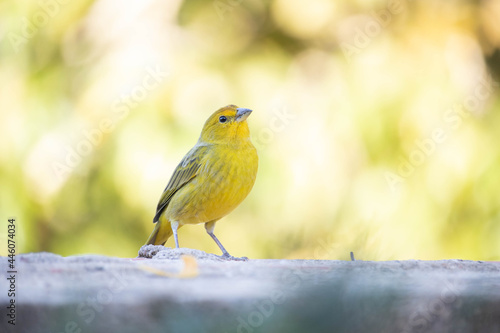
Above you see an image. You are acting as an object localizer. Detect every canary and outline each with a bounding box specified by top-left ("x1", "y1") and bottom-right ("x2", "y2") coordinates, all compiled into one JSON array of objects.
[{"x1": 144, "y1": 105, "x2": 258, "y2": 259}]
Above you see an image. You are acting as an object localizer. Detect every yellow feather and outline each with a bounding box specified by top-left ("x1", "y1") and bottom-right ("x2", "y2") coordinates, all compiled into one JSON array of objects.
[{"x1": 144, "y1": 105, "x2": 258, "y2": 258}]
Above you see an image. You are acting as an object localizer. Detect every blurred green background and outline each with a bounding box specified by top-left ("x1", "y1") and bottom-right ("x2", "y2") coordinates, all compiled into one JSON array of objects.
[{"x1": 1, "y1": 0, "x2": 499, "y2": 260}]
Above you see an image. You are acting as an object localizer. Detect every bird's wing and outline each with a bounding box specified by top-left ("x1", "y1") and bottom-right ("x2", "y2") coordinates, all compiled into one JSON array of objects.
[{"x1": 153, "y1": 144, "x2": 208, "y2": 222}]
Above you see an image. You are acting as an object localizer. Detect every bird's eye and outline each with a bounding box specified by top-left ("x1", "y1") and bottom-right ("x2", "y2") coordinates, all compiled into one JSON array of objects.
[{"x1": 219, "y1": 116, "x2": 227, "y2": 123}]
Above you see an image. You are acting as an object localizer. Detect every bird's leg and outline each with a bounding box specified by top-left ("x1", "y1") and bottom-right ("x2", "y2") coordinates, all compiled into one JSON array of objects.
[
  {"x1": 207, "y1": 230, "x2": 229, "y2": 256},
  {"x1": 204, "y1": 221, "x2": 248, "y2": 261},
  {"x1": 171, "y1": 221, "x2": 180, "y2": 248}
]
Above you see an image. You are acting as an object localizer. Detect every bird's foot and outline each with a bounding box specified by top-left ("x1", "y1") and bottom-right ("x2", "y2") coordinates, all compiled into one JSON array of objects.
[{"x1": 219, "y1": 253, "x2": 248, "y2": 261}]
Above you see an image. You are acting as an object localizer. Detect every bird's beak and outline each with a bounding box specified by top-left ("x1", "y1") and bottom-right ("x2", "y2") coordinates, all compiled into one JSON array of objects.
[{"x1": 235, "y1": 108, "x2": 252, "y2": 122}]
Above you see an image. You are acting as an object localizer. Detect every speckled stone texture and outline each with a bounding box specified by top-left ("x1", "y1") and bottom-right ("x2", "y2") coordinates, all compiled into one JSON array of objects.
[{"x1": 1, "y1": 250, "x2": 499, "y2": 333}]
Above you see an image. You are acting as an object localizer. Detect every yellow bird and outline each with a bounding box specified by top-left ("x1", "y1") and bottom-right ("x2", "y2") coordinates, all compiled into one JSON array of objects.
[{"x1": 144, "y1": 105, "x2": 258, "y2": 259}]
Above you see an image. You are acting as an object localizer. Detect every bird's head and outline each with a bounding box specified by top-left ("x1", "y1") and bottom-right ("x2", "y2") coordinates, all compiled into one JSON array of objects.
[{"x1": 199, "y1": 105, "x2": 253, "y2": 145}]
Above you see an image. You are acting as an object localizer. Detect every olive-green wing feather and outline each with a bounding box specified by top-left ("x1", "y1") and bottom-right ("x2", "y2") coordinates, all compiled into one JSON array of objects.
[{"x1": 153, "y1": 144, "x2": 208, "y2": 222}]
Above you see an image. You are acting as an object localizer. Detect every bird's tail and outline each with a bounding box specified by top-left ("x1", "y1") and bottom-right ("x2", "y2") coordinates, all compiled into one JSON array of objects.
[{"x1": 145, "y1": 219, "x2": 173, "y2": 246}]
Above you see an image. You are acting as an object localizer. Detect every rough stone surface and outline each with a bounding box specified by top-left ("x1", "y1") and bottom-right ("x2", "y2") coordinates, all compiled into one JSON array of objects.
[
  {"x1": 138, "y1": 245, "x2": 228, "y2": 261},
  {"x1": 1, "y1": 251, "x2": 500, "y2": 333}
]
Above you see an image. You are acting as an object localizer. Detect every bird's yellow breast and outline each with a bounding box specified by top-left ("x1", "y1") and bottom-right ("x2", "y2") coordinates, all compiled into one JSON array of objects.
[{"x1": 165, "y1": 141, "x2": 258, "y2": 225}]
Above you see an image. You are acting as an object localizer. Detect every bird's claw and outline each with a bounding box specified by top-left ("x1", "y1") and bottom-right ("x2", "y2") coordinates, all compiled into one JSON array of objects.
[{"x1": 220, "y1": 253, "x2": 248, "y2": 261}]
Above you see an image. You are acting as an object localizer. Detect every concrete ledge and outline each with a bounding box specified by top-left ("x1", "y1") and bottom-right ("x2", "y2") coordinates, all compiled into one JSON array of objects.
[{"x1": 1, "y1": 249, "x2": 500, "y2": 333}]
